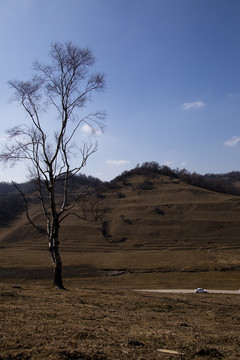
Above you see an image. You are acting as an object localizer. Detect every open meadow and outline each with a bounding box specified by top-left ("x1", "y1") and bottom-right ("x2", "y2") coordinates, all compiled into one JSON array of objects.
[{"x1": 1, "y1": 283, "x2": 240, "y2": 360}]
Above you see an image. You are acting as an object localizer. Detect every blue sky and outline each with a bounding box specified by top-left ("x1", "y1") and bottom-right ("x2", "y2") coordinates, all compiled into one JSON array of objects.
[{"x1": 1, "y1": 0, "x2": 240, "y2": 182}]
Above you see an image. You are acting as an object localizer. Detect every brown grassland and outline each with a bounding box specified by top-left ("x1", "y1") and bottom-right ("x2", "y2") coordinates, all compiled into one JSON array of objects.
[
  {"x1": 1, "y1": 283, "x2": 240, "y2": 360},
  {"x1": 1, "y1": 174, "x2": 240, "y2": 359}
]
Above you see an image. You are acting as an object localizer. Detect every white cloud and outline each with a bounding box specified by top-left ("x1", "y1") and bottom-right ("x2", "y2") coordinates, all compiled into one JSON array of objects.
[
  {"x1": 107, "y1": 160, "x2": 131, "y2": 166},
  {"x1": 180, "y1": 161, "x2": 187, "y2": 167},
  {"x1": 81, "y1": 124, "x2": 91, "y2": 133},
  {"x1": 163, "y1": 160, "x2": 174, "y2": 166},
  {"x1": 181, "y1": 101, "x2": 206, "y2": 110},
  {"x1": 224, "y1": 136, "x2": 240, "y2": 147},
  {"x1": 93, "y1": 129, "x2": 102, "y2": 136},
  {"x1": 81, "y1": 124, "x2": 102, "y2": 136}
]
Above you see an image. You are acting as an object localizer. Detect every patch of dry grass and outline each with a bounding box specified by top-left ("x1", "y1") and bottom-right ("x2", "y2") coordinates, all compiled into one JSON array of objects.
[{"x1": 1, "y1": 284, "x2": 240, "y2": 359}]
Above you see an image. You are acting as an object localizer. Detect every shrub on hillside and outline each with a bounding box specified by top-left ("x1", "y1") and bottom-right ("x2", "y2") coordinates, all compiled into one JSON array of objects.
[
  {"x1": 139, "y1": 179, "x2": 154, "y2": 190},
  {"x1": 117, "y1": 192, "x2": 126, "y2": 198}
]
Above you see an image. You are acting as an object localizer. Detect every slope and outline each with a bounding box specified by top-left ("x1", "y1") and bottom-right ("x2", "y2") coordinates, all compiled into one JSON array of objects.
[{"x1": 0, "y1": 173, "x2": 240, "y2": 275}]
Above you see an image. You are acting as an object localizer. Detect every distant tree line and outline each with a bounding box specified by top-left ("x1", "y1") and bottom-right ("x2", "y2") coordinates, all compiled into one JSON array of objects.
[
  {"x1": 111, "y1": 161, "x2": 240, "y2": 196},
  {"x1": 0, "y1": 181, "x2": 37, "y2": 226},
  {"x1": 0, "y1": 193, "x2": 24, "y2": 226},
  {"x1": 61, "y1": 174, "x2": 104, "y2": 191},
  {"x1": 0, "y1": 174, "x2": 104, "y2": 227}
]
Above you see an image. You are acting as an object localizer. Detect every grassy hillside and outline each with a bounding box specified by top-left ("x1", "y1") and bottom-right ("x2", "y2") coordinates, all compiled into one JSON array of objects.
[
  {"x1": 101, "y1": 174, "x2": 240, "y2": 251},
  {"x1": 0, "y1": 172, "x2": 240, "y2": 290}
]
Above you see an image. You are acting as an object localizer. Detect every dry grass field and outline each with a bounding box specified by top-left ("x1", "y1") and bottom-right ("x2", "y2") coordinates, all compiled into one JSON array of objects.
[
  {"x1": 1, "y1": 284, "x2": 240, "y2": 360},
  {"x1": 1, "y1": 174, "x2": 240, "y2": 359}
]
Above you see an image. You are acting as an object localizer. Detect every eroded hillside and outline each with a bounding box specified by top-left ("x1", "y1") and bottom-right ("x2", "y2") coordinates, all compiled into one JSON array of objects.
[
  {"x1": 100, "y1": 174, "x2": 240, "y2": 250},
  {"x1": 1, "y1": 173, "x2": 240, "y2": 274}
]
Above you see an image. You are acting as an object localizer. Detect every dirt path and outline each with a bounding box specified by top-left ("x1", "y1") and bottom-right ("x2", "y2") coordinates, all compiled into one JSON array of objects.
[{"x1": 135, "y1": 289, "x2": 240, "y2": 294}]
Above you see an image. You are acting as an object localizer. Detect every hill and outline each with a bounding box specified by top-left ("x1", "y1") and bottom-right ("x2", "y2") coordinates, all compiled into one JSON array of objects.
[
  {"x1": 102, "y1": 173, "x2": 240, "y2": 252},
  {"x1": 0, "y1": 169, "x2": 240, "y2": 289},
  {"x1": 113, "y1": 162, "x2": 240, "y2": 196},
  {"x1": 0, "y1": 162, "x2": 240, "y2": 227}
]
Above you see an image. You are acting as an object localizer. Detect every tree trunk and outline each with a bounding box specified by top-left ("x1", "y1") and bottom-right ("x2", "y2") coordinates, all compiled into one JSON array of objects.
[
  {"x1": 49, "y1": 233, "x2": 65, "y2": 289},
  {"x1": 53, "y1": 257, "x2": 65, "y2": 290}
]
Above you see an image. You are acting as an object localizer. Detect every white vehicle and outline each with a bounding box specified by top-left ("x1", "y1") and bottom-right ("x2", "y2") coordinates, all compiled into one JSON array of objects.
[{"x1": 195, "y1": 287, "x2": 208, "y2": 293}]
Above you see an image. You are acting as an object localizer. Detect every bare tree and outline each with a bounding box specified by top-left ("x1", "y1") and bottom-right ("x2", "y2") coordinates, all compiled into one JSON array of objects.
[{"x1": 0, "y1": 42, "x2": 105, "y2": 289}]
